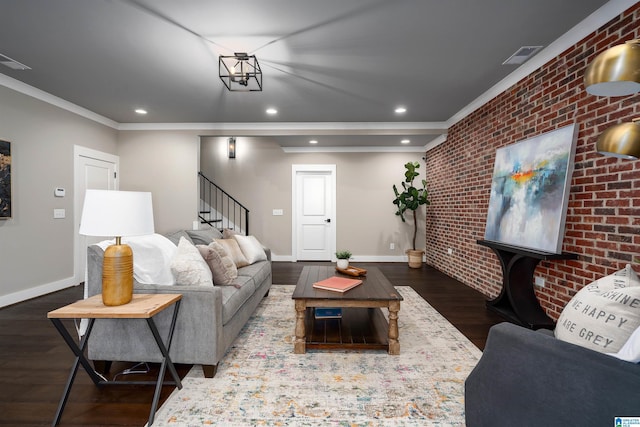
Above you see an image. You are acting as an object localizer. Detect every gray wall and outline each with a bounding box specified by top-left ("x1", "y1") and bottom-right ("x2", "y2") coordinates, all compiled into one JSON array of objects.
[
  {"x1": 117, "y1": 130, "x2": 199, "y2": 234},
  {"x1": 0, "y1": 85, "x2": 118, "y2": 306},
  {"x1": 200, "y1": 136, "x2": 426, "y2": 260},
  {"x1": 0, "y1": 88, "x2": 426, "y2": 306}
]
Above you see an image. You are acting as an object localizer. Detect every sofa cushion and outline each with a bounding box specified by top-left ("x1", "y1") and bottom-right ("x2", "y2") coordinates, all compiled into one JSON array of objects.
[
  {"x1": 238, "y1": 260, "x2": 271, "y2": 287},
  {"x1": 186, "y1": 228, "x2": 223, "y2": 245},
  {"x1": 165, "y1": 230, "x2": 192, "y2": 246},
  {"x1": 555, "y1": 265, "x2": 640, "y2": 353},
  {"x1": 170, "y1": 237, "x2": 213, "y2": 286},
  {"x1": 219, "y1": 279, "x2": 255, "y2": 324},
  {"x1": 233, "y1": 234, "x2": 267, "y2": 264},
  {"x1": 215, "y1": 238, "x2": 249, "y2": 268},
  {"x1": 196, "y1": 241, "x2": 238, "y2": 286}
]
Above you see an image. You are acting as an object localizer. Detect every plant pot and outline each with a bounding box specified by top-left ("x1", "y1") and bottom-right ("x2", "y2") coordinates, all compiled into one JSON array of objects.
[
  {"x1": 406, "y1": 249, "x2": 424, "y2": 269},
  {"x1": 337, "y1": 259, "x2": 349, "y2": 269}
]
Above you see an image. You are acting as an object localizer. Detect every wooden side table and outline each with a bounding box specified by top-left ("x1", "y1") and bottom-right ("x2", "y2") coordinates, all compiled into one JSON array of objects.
[{"x1": 47, "y1": 293, "x2": 183, "y2": 427}]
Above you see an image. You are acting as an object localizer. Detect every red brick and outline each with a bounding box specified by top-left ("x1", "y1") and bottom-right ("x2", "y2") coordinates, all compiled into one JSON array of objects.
[{"x1": 424, "y1": 5, "x2": 640, "y2": 308}]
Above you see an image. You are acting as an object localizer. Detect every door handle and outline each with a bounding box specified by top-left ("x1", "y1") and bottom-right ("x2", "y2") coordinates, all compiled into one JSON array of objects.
[{"x1": 325, "y1": 218, "x2": 331, "y2": 223}]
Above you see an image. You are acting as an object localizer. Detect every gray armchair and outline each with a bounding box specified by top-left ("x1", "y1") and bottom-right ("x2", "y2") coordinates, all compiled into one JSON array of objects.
[{"x1": 465, "y1": 322, "x2": 640, "y2": 426}]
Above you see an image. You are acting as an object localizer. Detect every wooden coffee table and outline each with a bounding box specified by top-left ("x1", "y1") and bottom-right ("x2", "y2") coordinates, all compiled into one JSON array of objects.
[{"x1": 291, "y1": 265, "x2": 403, "y2": 355}]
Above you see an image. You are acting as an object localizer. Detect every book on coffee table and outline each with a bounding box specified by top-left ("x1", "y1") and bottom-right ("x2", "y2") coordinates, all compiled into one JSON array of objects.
[
  {"x1": 312, "y1": 276, "x2": 362, "y2": 293},
  {"x1": 314, "y1": 307, "x2": 343, "y2": 319}
]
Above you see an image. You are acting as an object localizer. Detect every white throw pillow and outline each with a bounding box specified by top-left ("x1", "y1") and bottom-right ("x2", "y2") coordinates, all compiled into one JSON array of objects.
[
  {"x1": 555, "y1": 264, "x2": 640, "y2": 354},
  {"x1": 232, "y1": 234, "x2": 267, "y2": 264},
  {"x1": 96, "y1": 234, "x2": 177, "y2": 285},
  {"x1": 170, "y1": 237, "x2": 213, "y2": 286},
  {"x1": 608, "y1": 324, "x2": 640, "y2": 363}
]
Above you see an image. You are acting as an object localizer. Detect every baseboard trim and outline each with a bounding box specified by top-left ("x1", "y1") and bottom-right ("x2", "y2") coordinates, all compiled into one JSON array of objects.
[
  {"x1": 270, "y1": 254, "x2": 422, "y2": 263},
  {"x1": 0, "y1": 276, "x2": 79, "y2": 309}
]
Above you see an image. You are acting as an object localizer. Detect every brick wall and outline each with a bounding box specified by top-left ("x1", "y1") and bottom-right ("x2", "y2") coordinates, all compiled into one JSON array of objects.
[{"x1": 425, "y1": 4, "x2": 640, "y2": 320}]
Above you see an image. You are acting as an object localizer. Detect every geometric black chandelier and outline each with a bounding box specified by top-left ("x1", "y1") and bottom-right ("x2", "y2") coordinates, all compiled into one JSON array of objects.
[{"x1": 219, "y1": 52, "x2": 262, "y2": 91}]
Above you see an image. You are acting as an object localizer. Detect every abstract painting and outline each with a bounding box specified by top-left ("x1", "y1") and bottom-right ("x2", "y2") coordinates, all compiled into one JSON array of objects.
[
  {"x1": 484, "y1": 124, "x2": 577, "y2": 253},
  {"x1": 0, "y1": 140, "x2": 11, "y2": 219}
]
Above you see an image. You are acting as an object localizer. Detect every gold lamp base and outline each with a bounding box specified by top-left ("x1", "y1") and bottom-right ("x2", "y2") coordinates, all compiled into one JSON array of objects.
[{"x1": 102, "y1": 239, "x2": 134, "y2": 306}]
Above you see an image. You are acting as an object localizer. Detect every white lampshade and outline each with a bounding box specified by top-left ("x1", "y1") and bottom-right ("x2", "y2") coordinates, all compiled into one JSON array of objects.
[{"x1": 79, "y1": 189, "x2": 154, "y2": 237}]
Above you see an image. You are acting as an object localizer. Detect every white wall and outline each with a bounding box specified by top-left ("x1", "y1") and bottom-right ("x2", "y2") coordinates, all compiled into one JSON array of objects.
[
  {"x1": 0, "y1": 85, "x2": 118, "y2": 306},
  {"x1": 200, "y1": 136, "x2": 427, "y2": 261}
]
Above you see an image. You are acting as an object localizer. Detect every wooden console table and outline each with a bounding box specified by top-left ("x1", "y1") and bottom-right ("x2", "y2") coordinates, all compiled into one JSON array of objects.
[
  {"x1": 477, "y1": 240, "x2": 578, "y2": 330},
  {"x1": 48, "y1": 293, "x2": 182, "y2": 426}
]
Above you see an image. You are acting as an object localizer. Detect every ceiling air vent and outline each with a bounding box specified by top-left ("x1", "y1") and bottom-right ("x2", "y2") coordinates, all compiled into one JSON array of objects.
[
  {"x1": 502, "y1": 46, "x2": 543, "y2": 65},
  {"x1": 0, "y1": 53, "x2": 31, "y2": 70}
]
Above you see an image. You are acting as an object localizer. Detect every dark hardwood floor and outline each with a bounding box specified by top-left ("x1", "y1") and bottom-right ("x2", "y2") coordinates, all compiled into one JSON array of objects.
[{"x1": 0, "y1": 262, "x2": 503, "y2": 426}]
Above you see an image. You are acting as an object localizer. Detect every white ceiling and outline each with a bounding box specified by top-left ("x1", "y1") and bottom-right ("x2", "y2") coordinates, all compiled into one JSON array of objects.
[{"x1": 0, "y1": 0, "x2": 629, "y2": 149}]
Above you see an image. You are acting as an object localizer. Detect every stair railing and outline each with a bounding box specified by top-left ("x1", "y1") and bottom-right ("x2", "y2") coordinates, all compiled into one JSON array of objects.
[{"x1": 198, "y1": 172, "x2": 249, "y2": 235}]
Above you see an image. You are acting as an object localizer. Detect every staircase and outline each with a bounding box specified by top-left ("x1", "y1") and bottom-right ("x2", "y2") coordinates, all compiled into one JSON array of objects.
[{"x1": 198, "y1": 172, "x2": 249, "y2": 235}]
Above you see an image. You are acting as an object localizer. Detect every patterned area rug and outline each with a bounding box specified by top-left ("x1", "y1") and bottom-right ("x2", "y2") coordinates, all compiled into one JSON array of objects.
[{"x1": 149, "y1": 285, "x2": 481, "y2": 426}]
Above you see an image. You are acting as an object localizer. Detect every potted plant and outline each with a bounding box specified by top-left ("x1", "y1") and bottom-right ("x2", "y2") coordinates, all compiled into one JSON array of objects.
[
  {"x1": 335, "y1": 250, "x2": 352, "y2": 269},
  {"x1": 392, "y1": 161, "x2": 430, "y2": 268}
]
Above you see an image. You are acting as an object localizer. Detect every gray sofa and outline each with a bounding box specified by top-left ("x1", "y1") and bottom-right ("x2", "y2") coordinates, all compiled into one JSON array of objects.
[
  {"x1": 85, "y1": 229, "x2": 272, "y2": 378},
  {"x1": 465, "y1": 322, "x2": 640, "y2": 426}
]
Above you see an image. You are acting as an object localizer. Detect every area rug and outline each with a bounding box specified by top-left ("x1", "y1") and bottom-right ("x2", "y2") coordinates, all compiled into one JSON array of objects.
[{"x1": 149, "y1": 285, "x2": 481, "y2": 426}]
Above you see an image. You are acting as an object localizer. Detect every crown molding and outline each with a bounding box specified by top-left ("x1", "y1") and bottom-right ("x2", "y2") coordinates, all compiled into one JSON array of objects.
[
  {"x1": 1, "y1": 0, "x2": 633, "y2": 136},
  {"x1": 446, "y1": 0, "x2": 637, "y2": 127},
  {"x1": 0, "y1": 73, "x2": 119, "y2": 129},
  {"x1": 281, "y1": 145, "x2": 427, "y2": 153},
  {"x1": 117, "y1": 121, "x2": 448, "y2": 134}
]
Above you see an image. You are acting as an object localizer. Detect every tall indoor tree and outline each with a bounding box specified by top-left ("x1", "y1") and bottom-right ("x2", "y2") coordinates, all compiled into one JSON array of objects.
[{"x1": 392, "y1": 161, "x2": 430, "y2": 267}]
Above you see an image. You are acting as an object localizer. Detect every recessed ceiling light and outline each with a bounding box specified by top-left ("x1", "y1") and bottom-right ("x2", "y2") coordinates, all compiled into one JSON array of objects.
[
  {"x1": 309, "y1": 140, "x2": 318, "y2": 144},
  {"x1": 401, "y1": 139, "x2": 411, "y2": 144},
  {"x1": 266, "y1": 108, "x2": 278, "y2": 115},
  {"x1": 395, "y1": 106, "x2": 407, "y2": 114},
  {"x1": 135, "y1": 108, "x2": 148, "y2": 115}
]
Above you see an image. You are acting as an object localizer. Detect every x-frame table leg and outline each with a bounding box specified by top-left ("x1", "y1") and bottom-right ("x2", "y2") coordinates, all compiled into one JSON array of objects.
[{"x1": 50, "y1": 299, "x2": 183, "y2": 427}]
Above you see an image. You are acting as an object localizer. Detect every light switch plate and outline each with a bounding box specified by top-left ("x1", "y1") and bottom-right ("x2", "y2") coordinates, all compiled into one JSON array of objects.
[
  {"x1": 272, "y1": 209, "x2": 283, "y2": 216},
  {"x1": 53, "y1": 208, "x2": 66, "y2": 219}
]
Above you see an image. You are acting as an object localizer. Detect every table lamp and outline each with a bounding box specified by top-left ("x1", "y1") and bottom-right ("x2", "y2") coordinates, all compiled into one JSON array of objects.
[{"x1": 79, "y1": 190, "x2": 154, "y2": 306}]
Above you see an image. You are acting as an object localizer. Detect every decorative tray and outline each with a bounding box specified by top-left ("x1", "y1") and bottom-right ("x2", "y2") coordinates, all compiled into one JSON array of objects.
[{"x1": 336, "y1": 266, "x2": 367, "y2": 277}]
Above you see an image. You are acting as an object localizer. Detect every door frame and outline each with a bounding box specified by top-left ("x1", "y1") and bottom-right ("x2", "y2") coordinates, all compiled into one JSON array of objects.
[
  {"x1": 291, "y1": 164, "x2": 337, "y2": 262},
  {"x1": 73, "y1": 145, "x2": 119, "y2": 284}
]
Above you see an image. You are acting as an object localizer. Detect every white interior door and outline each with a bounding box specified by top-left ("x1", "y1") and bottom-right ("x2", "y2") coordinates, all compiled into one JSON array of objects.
[
  {"x1": 292, "y1": 165, "x2": 336, "y2": 261},
  {"x1": 74, "y1": 146, "x2": 119, "y2": 284}
]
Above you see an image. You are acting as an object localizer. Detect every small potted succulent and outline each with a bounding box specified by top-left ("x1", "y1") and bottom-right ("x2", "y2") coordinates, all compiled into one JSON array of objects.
[{"x1": 335, "y1": 250, "x2": 352, "y2": 269}]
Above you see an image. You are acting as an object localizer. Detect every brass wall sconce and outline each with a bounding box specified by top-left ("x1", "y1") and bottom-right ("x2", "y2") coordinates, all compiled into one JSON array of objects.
[
  {"x1": 585, "y1": 39, "x2": 640, "y2": 159},
  {"x1": 596, "y1": 119, "x2": 640, "y2": 160},
  {"x1": 584, "y1": 39, "x2": 640, "y2": 97}
]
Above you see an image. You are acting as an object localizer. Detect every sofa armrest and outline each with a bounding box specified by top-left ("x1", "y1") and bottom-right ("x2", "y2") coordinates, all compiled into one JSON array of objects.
[
  {"x1": 465, "y1": 322, "x2": 640, "y2": 427},
  {"x1": 86, "y1": 245, "x2": 226, "y2": 365}
]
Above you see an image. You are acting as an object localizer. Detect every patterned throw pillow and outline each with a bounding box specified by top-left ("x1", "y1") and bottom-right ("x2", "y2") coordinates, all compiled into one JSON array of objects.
[
  {"x1": 214, "y1": 238, "x2": 249, "y2": 268},
  {"x1": 197, "y1": 241, "x2": 238, "y2": 286},
  {"x1": 555, "y1": 265, "x2": 640, "y2": 354},
  {"x1": 170, "y1": 237, "x2": 213, "y2": 286}
]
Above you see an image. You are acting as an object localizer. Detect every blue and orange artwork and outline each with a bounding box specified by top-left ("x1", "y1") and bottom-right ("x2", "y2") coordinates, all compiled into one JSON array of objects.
[{"x1": 484, "y1": 124, "x2": 577, "y2": 253}]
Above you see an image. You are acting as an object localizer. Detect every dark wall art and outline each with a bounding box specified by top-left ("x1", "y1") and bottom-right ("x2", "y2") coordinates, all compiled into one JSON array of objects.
[{"x1": 0, "y1": 140, "x2": 11, "y2": 219}]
